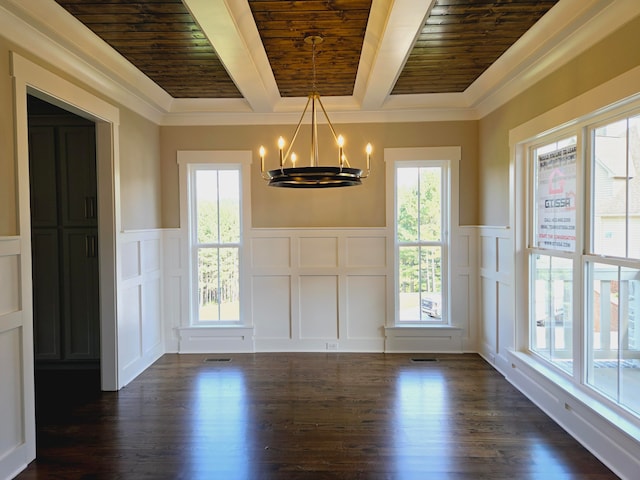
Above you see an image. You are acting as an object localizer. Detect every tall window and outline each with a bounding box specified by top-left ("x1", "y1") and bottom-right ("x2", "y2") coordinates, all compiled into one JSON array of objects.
[
  {"x1": 190, "y1": 166, "x2": 241, "y2": 323},
  {"x1": 395, "y1": 161, "x2": 448, "y2": 323},
  {"x1": 586, "y1": 113, "x2": 640, "y2": 416},
  {"x1": 529, "y1": 136, "x2": 578, "y2": 374},
  {"x1": 178, "y1": 151, "x2": 250, "y2": 328}
]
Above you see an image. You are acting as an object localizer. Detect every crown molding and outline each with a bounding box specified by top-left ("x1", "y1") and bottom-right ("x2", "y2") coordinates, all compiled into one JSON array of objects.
[
  {"x1": 0, "y1": 0, "x2": 168, "y2": 123},
  {"x1": 470, "y1": 0, "x2": 640, "y2": 117}
]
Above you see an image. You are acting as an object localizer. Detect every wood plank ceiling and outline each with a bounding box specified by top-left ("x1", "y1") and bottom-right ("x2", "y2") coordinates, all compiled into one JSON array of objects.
[{"x1": 53, "y1": 0, "x2": 559, "y2": 100}]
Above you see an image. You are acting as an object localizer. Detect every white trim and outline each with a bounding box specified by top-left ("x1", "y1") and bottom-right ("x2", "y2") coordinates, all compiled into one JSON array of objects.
[
  {"x1": 384, "y1": 147, "x2": 461, "y2": 331},
  {"x1": 10, "y1": 52, "x2": 121, "y2": 392},
  {"x1": 6, "y1": 51, "x2": 121, "y2": 477},
  {"x1": 0, "y1": 0, "x2": 166, "y2": 123},
  {"x1": 509, "y1": 60, "x2": 640, "y2": 478},
  {"x1": 176, "y1": 151, "x2": 253, "y2": 333}
]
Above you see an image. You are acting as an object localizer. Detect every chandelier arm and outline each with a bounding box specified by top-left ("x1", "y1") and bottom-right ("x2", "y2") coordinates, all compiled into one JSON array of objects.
[
  {"x1": 283, "y1": 94, "x2": 313, "y2": 166},
  {"x1": 316, "y1": 95, "x2": 352, "y2": 168}
]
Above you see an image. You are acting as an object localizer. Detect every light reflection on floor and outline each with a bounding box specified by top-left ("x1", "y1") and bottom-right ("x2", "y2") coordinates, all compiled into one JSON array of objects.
[
  {"x1": 188, "y1": 367, "x2": 250, "y2": 479},
  {"x1": 393, "y1": 368, "x2": 452, "y2": 477}
]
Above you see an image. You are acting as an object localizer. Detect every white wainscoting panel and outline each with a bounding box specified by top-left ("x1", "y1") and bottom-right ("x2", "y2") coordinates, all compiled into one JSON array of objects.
[
  {"x1": 0, "y1": 254, "x2": 20, "y2": 316},
  {"x1": 299, "y1": 275, "x2": 338, "y2": 339},
  {"x1": 252, "y1": 229, "x2": 389, "y2": 352},
  {"x1": 346, "y1": 236, "x2": 386, "y2": 268},
  {"x1": 252, "y1": 275, "x2": 291, "y2": 339},
  {"x1": 299, "y1": 237, "x2": 338, "y2": 268},
  {"x1": 118, "y1": 231, "x2": 164, "y2": 387},
  {"x1": 453, "y1": 227, "x2": 477, "y2": 352},
  {"x1": 166, "y1": 227, "x2": 475, "y2": 354},
  {"x1": 477, "y1": 226, "x2": 514, "y2": 369},
  {"x1": 0, "y1": 237, "x2": 35, "y2": 480},
  {"x1": 252, "y1": 237, "x2": 290, "y2": 269},
  {"x1": 162, "y1": 229, "x2": 183, "y2": 352},
  {"x1": 346, "y1": 275, "x2": 386, "y2": 340}
]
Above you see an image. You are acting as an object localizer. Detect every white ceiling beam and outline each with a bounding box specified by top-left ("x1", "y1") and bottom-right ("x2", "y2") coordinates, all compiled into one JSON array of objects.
[
  {"x1": 359, "y1": 0, "x2": 435, "y2": 110},
  {"x1": 181, "y1": 0, "x2": 280, "y2": 113}
]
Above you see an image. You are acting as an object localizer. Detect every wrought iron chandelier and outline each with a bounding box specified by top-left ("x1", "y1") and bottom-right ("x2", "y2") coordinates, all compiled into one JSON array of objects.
[{"x1": 260, "y1": 36, "x2": 372, "y2": 188}]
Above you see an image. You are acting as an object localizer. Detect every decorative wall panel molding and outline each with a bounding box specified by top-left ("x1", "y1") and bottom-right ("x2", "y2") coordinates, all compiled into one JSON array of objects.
[
  {"x1": 118, "y1": 230, "x2": 164, "y2": 386},
  {"x1": 0, "y1": 237, "x2": 34, "y2": 479},
  {"x1": 477, "y1": 226, "x2": 514, "y2": 367}
]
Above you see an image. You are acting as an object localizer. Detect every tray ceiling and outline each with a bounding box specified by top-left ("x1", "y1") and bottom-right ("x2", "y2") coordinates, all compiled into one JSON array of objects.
[{"x1": 53, "y1": 0, "x2": 559, "y2": 103}]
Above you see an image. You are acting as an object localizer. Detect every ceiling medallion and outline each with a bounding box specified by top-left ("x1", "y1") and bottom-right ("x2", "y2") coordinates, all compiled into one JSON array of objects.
[{"x1": 259, "y1": 35, "x2": 372, "y2": 188}]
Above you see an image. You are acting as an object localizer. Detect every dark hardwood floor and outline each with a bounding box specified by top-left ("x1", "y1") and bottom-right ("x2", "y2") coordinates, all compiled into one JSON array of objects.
[{"x1": 18, "y1": 353, "x2": 618, "y2": 479}]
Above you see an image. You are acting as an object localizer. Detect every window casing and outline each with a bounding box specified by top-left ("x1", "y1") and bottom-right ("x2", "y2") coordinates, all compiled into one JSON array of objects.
[
  {"x1": 177, "y1": 151, "x2": 251, "y2": 327},
  {"x1": 189, "y1": 165, "x2": 241, "y2": 324},
  {"x1": 393, "y1": 159, "x2": 450, "y2": 325}
]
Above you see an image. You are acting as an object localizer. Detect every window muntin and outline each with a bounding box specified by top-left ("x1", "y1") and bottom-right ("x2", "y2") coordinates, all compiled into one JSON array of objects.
[
  {"x1": 396, "y1": 164, "x2": 447, "y2": 323},
  {"x1": 191, "y1": 166, "x2": 241, "y2": 324}
]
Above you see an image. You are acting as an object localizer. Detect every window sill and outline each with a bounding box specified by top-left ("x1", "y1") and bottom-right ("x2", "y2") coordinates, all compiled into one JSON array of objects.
[
  {"x1": 384, "y1": 325, "x2": 463, "y2": 353},
  {"x1": 385, "y1": 325, "x2": 462, "y2": 331},
  {"x1": 177, "y1": 326, "x2": 254, "y2": 353},
  {"x1": 508, "y1": 350, "x2": 640, "y2": 442}
]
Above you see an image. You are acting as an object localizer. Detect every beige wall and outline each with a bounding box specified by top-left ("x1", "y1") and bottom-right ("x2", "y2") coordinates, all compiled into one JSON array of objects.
[
  {"x1": 478, "y1": 15, "x2": 640, "y2": 226},
  {"x1": 0, "y1": 38, "x2": 17, "y2": 235},
  {"x1": 0, "y1": 37, "x2": 162, "y2": 235},
  {"x1": 160, "y1": 120, "x2": 478, "y2": 228},
  {"x1": 118, "y1": 107, "x2": 161, "y2": 230}
]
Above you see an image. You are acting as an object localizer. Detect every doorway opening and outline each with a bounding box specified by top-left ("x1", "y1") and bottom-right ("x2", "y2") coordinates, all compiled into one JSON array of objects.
[{"x1": 27, "y1": 95, "x2": 102, "y2": 420}]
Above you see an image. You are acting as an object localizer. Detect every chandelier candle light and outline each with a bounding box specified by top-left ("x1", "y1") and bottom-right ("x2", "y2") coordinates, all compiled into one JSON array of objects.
[{"x1": 260, "y1": 36, "x2": 372, "y2": 188}]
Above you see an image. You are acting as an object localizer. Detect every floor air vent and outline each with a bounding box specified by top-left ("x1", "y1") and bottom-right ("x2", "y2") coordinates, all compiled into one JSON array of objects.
[
  {"x1": 411, "y1": 358, "x2": 438, "y2": 362},
  {"x1": 205, "y1": 358, "x2": 231, "y2": 362}
]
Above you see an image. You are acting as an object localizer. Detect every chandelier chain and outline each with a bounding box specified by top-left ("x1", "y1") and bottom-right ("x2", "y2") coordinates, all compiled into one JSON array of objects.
[{"x1": 311, "y1": 39, "x2": 317, "y2": 92}]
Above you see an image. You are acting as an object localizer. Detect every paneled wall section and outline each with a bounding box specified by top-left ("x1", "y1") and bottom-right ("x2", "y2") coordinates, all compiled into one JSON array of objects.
[
  {"x1": 251, "y1": 229, "x2": 389, "y2": 352},
  {"x1": 164, "y1": 227, "x2": 478, "y2": 353},
  {"x1": 0, "y1": 237, "x2": 34, "y2": 480},
  {"x1": 118, "y1": 231, "x2": 164, "y2": 386},
  {"x1": 478, "y1": 226, "x2": 514, "y2": 370}
]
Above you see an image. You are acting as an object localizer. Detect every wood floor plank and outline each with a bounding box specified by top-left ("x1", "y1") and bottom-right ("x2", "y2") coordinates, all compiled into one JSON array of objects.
[{"x1": 17, "y1": 353, "x2": 619, "y2": 479}]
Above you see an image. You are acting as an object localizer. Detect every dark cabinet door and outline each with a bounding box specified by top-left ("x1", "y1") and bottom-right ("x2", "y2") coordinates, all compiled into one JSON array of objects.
[
  {"x1": 28, "y1": 126, "x2": 58, "y2": 227},
  {"x1": 62, "y1": 229, "x2": 100, "y2": 360},
  {"x1": 58, "y1": 126, "x2": 97, "y2": 227},
  {"x1": 31, "y1": 229, "x2": 61, "y2": 360},
  {"x1": 28, "y1": 117, "x2": 100, "y2": 364}
]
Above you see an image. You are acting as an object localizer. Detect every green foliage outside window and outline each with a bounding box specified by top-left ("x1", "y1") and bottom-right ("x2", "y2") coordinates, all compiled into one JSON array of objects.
[{"x1": 397, "y1": 167, "x2": 442, "y2": 295}]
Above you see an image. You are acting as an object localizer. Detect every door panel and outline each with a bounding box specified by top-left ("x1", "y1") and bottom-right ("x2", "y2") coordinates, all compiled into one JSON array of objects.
[
  {"x1": 62, "y1": 229, "x2": 100, "y2": 360},
  {"x1": 28, "y1": 126, "x2": 58, "y2": 227},
  {"x1": 31, "y1": 229, "x2": 61, "y2": 360},
  {"x1": 58, "y1": 126, "x2": 97, "y2": 227}
]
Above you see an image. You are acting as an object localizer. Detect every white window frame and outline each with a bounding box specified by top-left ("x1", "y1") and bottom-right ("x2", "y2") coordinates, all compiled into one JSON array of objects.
[
  {"x1": 177, "y1": 151, "x2": 252, "y2": 327},
  {"x1": 385, "y1": 147, "x2": 460, "y2": 326},
  {"x1": 513, "y1": 93, "x2": 640, "y2": 424},
  {"x1": 525, "y1": 132, "x2": 583, "y2": 377}
]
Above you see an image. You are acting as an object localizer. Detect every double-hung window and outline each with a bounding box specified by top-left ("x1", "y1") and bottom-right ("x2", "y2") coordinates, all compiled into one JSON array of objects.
[
  {"x1": 523, "y1": 100, "x2": 640, "y2": 418},
  {"x1": 178, "y1": 151, "x2": 251, "y2": 326},
  {"x1": 387, "y1": 147, "x2": 458, "y2": 326},
  {"x1": 529, "y1": 136, "x2": 579, "y2": 374},
  {"x1": 191, "y1": 166, "x2": 241, "y2": 323},
  {"x1": 586, "y1": 112, "x2": 640, "y2": 414}
]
